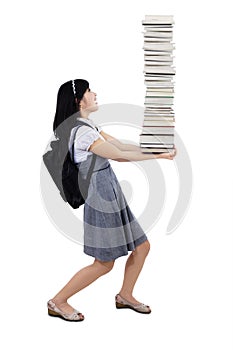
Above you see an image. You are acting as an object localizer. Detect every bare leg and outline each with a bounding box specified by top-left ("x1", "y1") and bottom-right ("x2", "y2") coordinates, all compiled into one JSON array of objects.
[
  {"x1": 50, "y1": 259, "x2": 114, "y2": 317},
  {"x1": 118, "y1": 240, "x2": 150, "y2": 304}
]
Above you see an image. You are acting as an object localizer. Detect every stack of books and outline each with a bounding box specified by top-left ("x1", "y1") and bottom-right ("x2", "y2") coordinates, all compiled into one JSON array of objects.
[{"x1": 140, "y1": 15, "x2": 176, "y2": 154}]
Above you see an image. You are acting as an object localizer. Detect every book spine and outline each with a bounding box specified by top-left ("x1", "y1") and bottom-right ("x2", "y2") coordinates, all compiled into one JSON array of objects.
[{"x1": 141, "y1": 15, "x2": 176, "y2": 153}]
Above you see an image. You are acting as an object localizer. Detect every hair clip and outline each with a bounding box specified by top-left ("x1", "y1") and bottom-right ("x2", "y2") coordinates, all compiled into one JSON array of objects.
[{"x1": 72, "y1": 80, "x2": 76, "y2": 96}]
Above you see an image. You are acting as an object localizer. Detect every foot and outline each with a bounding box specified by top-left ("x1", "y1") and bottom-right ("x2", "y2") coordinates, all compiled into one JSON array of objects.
[
  {"x1": 118, "y1": 293, "x2": 140, "y2": 305},
  {"x1": 115, "y1": 293, "x2": 151, "y2": 314},
  {"x1": 48, "y1": 299, "x2": 84, "y2": 321},
  {"x1": 51, "y1": 299, "x2": 77, "y2": 314}
]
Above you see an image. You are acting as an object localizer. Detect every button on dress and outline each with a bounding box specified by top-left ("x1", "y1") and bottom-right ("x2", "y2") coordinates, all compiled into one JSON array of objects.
[{"x1": 69, "y1": 118, "x2": 148, "y2": 262}]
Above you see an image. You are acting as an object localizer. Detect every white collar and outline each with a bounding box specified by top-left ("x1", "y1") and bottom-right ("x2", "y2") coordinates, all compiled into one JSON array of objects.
[{"x1": 77, "y1": 117, "x2": 94, "y2": 126}]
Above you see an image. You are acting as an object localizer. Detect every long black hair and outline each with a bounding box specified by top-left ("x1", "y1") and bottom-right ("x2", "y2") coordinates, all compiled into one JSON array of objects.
[{"x1": 53, "y1": 79, "x2": 89, "y2": 139}]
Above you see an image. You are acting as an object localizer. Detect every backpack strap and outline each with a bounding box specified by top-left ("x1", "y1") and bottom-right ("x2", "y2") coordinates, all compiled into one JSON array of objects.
[{"x1": 71, "y1": 120, "x2": 97, "y2": 181}]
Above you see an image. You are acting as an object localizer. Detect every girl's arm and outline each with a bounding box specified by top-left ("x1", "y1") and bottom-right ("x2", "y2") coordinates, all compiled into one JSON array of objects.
[
  {"x1": 100, "y1": 131, "x2": 141, "y2": 151},
  {"x1": 89, "y1": 137, "x2": 176, "y2": 162}
]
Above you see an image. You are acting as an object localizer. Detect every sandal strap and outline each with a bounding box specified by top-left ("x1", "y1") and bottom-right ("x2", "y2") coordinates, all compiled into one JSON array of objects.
[
  {"x1": 115, "y1": 294, "x2": 150, "y2": 312},
  {"x1": 47, "y1": 300, "x2": 82, "y2": 320}
]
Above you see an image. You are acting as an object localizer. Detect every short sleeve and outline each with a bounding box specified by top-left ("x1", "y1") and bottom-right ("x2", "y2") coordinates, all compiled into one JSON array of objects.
[{"x1": 74, "y1": 126, "x2": 101, "y2": 152}]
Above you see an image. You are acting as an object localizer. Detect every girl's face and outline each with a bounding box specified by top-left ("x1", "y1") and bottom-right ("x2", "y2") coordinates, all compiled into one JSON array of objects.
[{"x1": 80, "y1": 88, "x2": 98, "y2": 112}]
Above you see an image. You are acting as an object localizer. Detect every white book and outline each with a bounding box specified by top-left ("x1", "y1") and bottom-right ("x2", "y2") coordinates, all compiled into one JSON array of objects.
[
  {"x1": 145, "y1": 82, "x2": 174, "y2": 88},
  {"x1": 145, "y1": 103, "x2": 174, "y2": 107},
  {"x1": 141, "y1": 127, "x2": 174, "y2": 134},
  {"x1": 144, "y1": 121, "x2": 175, "y2": 125},
  {"x1": 145, "y1": 63, "x2": 175, "y2": 69},
  {"x1": 144, "y1": 113, "x2": 175, "y2": 116},
  {"x1": 146, "y1": 91, "x2": 174, "y2": 97},
  {"x1": 143, "y1": 31, "x2": 173, "y2": 38},
  {"x1": 145, "y1": 107, "x2": 173, "y2": 111},
  {"x1": 145, "y1": 103, "x2": 174, "y2": 108},
  {"x1": 145, "y1": 107, "x2": 174, "y2": 110},
  {"x1": 145, "y1": 75, "x2": 173, "y2": 80},
  {"x1": 144, "y1": 117, "x2": 175, "y2": 120},
  {"x1": 145, "y1": 72, "x2": 175, "y2": 76},
  {"x1": 143, "y1": 43, "x2": 174, "y2": 51},
  {"x1": 145, "y1": 56, "x2": 173, "y2": 62},
  {"x1": 144, "y1": 66, "x2": 175, "y2": 74},
  {"x1": 144, "y1": 27, "x2": 173, "y2": 32},
  {"x1": 144, "y1": 50, "x2": 173, "y2": 56},
  {"x1": 145, "y1": 116, "x2": 174, "y2": 119},
  {"x1": 144, "y1": 15, "x2": 174, "y2": 21},
  {"x1": 143, "y1": 21, "x2": 174, "y2": 26},
  {"x1": 140, "y1": 147, "x2": 174, "y2": 153},
  {"x1": 144, "y1": 109, "x2": 174, "y2": 113},
  {"x1": 145, "y1": 105, "x2": 174, "y2": 108},
  {"x1": 145, "y1": 96, "x2": 174, "y2": 105},
  {"x1": 145, "y1": 92, "x2": 174, "y2": 96},
  {"x1": 144, "y1": 35, "x2": 173, "y2": 41},
  {"x1": 145, "y1": 61, "x2": 174, "y2": 66},
  {"x1": 140, "y1": 146, "x2": 174, "y2": 149},
  {"x1": 145, "y1": 80, "x2": 175, "y2": 85},
  {"x1": 145, "y1": 81, "x2": 175, "y2": 85},
  {"x1": 144, "y1": 113, "x2": 174, "y2": 117},
  {"x1": 146, "y1": 87, "x2": 174, "y2": 92},
  {"x1": 145, "y1": 109, "x2": 174, "y2": 113},
  {"x1": 144, "y1": 114, "x2": 174, "y2": 118},
  {"x1": 140, "y1": 141, "x2": 174, "y2": 147},
  {"x1": 140, "y1": 135, "x2": 174, "y2": 143},
  {"x1": 144, "y1": 37, "x2": 172, "y2": 42},
  {"x1": 144, "y1": 106, "x2": 175, "y2": 116},
  {"x1": 143, "y1": 121, "x2": 175, "y2": 127}
]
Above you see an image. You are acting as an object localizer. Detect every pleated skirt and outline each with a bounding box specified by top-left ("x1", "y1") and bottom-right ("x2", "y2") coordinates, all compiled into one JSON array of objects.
[{"x1": 83, "y1": 160, "x2": 148, "y2": 261}]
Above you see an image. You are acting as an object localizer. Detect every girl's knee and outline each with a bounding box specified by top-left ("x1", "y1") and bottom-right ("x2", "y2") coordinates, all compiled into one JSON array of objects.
[
  {"x1": 94, "y1": 259, "x2": 115, "y2": 274},
  {"x1": 144, "y1": 240, "x2": 150, "y2": 253},
  {"x1": 135, "y1": 240, "x2": 150, "y2": 256}
]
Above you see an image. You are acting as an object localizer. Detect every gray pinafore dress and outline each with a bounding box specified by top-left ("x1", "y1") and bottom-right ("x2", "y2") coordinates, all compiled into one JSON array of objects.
[{"x1": 71, "y1": 123, "x2": 148, "y2": 262}]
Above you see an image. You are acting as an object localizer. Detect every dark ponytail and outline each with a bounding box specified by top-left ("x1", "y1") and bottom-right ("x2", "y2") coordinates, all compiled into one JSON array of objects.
[{"x1": 52, "y1": 79, "x2": 89, "y2": 139}]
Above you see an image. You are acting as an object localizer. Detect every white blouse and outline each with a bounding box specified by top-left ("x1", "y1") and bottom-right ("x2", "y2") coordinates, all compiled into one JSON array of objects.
[{"x1": 69, "y1": 117, "x2": 105, "y2": 163}]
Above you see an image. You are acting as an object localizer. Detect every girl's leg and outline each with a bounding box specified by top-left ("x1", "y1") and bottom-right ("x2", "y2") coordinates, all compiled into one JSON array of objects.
[
  {"x1": 118, "y1": 240, "x2": 150, "y2": 304},
  {"x1": 50, "y1": 259, "x2": 114, "y2": 315}
]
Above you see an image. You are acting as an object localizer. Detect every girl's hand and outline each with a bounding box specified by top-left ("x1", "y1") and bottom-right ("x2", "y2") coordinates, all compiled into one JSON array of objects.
[{"x1": 156, "y1": 147, "x2": 177, "y2": 160}]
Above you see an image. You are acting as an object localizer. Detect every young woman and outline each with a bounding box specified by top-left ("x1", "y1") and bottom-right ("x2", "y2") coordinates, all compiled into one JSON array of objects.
[{"x1": 47, "y1": 79, "x2": 176, "y2": 322}]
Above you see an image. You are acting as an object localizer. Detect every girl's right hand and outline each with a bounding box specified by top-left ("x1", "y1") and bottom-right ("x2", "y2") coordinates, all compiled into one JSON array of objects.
[{"x1": 156, "y1": 147, "x2": 177, "y2": 160}]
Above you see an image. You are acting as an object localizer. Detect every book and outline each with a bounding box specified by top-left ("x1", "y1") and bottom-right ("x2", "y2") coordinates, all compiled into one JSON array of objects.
[
  {"x1": 140, "y1": 148, "x2": 174, "y2": 153},
  {"x1": 144, "y1": 116, "x2": 175, "y2": 120},
  {"x1": 145, "y1": 56, "x2": 174, "y2": 62},
  {"x1": 146, "y1": 91, "x2": 174, "y2": 97},
  {"x1": 143, "y1": 120, "x2": 175, "y2": 126},
  {"x1": 140, "y1": 15, "x2": 176, "y2": 153},
  {"x1": 144, "y1": 60, "x2": 174, "y2": 66},
  {"x1": 144, "y1": 32, "x2": 173, "y2": 38},
  {"x1": 144, "y1": 116, "x2": 175, "y2": 119},
  {"x1": 140, "y1": 135, "x2": 174, "y2": 143},
  {"x1": 141, "y1": 144, "x2": 174, "y2": 148},
  {"x1": 143, "y1": 27, "x2": 173, "y2": 32},
  {"x1": 143, "y1": 43, "x2": 174, "y2": 51},
  {"x1": 144, "y1": 37, "x2": 172, "y2": 42},
  {"x1": 144, "y1": 50, "x2": 172, "y2": 56},
  {"x1": 144, "y1": 82, "x2": 174, "y2": 87},
  {"x1": 141, "y1": 127, "x2": 174, "y2": 135},
  {"x1": 143, "y1": 15, "x2": 174, "y2": 21},
  {"x1": 146, "y1": 87, "x2": 174, "y2": 91}
]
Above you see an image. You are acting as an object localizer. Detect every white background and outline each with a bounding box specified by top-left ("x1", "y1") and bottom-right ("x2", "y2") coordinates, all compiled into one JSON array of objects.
[{"x1": 1, "y1": 0, "x2": 233, "y2": 349}]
